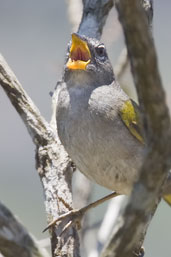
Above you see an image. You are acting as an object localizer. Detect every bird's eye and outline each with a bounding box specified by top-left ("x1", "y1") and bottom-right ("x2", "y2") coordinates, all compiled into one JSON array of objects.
[{"x1": 95, "y1": 44, "x2": 106, "y2": 57}]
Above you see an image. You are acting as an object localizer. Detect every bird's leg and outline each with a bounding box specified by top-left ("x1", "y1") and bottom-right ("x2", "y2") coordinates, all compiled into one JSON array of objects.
[{"x1": 43, "y1": 191, "x2": 120, "y2": 233}]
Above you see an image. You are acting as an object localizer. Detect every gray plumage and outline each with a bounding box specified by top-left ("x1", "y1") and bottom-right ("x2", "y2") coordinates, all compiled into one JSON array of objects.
[{"x1": 56, "y1": 34, "x2": 144, "y2": 195}]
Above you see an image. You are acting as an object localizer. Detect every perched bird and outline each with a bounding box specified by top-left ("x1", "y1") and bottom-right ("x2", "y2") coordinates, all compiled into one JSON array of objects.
[{"x1": 56, "y1": 33, "x2": 171, "y2": 203}]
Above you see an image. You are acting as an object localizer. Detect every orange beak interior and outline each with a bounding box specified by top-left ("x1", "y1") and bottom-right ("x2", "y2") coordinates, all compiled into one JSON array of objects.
[{"x1": 67, "y1": 33, "x2": 91, "y2": 70}]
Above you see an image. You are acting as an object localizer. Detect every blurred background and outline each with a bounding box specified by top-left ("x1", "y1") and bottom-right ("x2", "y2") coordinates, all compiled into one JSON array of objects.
[{"x1": 0, "y1": 0, "x2": 171, "y2": 256}]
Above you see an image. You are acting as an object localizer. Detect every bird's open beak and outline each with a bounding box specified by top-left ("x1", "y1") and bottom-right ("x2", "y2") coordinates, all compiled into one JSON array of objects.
[{"x1": 67, "y1": 33, "x2": 91, "y2": 70}]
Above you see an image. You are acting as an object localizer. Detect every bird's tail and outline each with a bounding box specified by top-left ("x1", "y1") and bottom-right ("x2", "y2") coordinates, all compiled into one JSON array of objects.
[
  {"x1": 163, "y1": 195, "x2": 171, "y2": 206},
  {"x1": 163, "y1": 171, "x2": 171, "y2": 205}
]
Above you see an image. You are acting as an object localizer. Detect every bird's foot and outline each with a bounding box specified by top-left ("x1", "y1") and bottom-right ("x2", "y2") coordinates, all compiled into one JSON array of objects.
[
  {"x1": 43, "y1": 208, "x2": 84, "y2": 235},
  {"x1": 43, "y1": 191, "x2": 119, "y2": 234}
]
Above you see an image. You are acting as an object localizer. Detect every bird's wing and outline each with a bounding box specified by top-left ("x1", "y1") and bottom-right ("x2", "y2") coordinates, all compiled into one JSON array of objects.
[
  {"x1": 120, "y1": 99, "x2": 171, "y2": 206},
  {"x1": 119, "y1": 99, "x2": 145, "y2": 144},
  {"x1": 120, "y1": 100, "x2": 171, "y2": 206}
]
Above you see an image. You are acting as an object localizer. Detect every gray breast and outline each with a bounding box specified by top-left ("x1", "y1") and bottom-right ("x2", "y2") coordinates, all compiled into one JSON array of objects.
[{"x1": 56, "y1": 82, "x2": 144, "y2": 194}]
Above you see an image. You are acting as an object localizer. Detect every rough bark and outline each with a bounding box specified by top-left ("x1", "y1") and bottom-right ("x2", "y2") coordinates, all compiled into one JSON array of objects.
[{"x1": 0, "y1": 54, "x2": 79, "y2": 257}]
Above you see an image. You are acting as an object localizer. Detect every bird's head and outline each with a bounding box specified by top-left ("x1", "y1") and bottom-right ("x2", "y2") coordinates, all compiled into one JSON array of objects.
[{"x1": 63, "y1": 33, "x2": 114, "y2": 87}]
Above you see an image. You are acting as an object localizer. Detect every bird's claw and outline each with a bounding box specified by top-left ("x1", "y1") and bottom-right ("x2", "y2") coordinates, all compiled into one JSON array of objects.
[
  {"x1": 43, "y1": 192, "x2": 118, "y2": 235},
  {"x1": 43, "y1": 208, "x2": 84, "y2": 235}
]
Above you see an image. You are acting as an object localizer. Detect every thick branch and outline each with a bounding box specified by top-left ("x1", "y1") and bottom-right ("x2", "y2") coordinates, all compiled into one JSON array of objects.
[
  {"x1": 36, "y1": 132, "x2": 80, "y2": 257},
  {"x1": 0, "y1": 55, "x2": 80, "y2": 257},
  {"x1": 0, "y1": 202, "x2": 49, "y2": 257},
  {"x1": 78, "y1": 0, "x2": 114, "y2": 39},
  {"x1": 101, "y1": 1, "x2": 171, "y2": 257}
]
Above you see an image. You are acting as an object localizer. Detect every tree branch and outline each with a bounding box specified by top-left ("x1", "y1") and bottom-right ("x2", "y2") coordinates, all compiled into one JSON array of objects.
[
  {"x1": 78, "y1": 0, "x2": 114, "y2": 39},
  {"x1": 101, "y1": 1, "x2": 171, "y2": 257},
  {"x1": 0, "y1": 55, "x2": 80, "y2": 256},
  {"x1": 0, "y1": 202, "x2": 49, "y2": 257}
]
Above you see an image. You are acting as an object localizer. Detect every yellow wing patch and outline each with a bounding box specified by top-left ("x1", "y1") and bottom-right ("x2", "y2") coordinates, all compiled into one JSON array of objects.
[
  {"x1": 121, "y1": 100, "x2": 171, "y2": 207},
  {"x1": 120, "y1": 100, "x2": 144, "y2": 144},
  {"x1": 163, "y1": 194, "x2": 171, "y2": 206}
]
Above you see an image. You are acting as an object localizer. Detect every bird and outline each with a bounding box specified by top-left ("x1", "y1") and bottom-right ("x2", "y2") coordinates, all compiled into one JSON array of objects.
[{"x1": 56, "y1": 33, "x2": 171, "y2": 205}]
